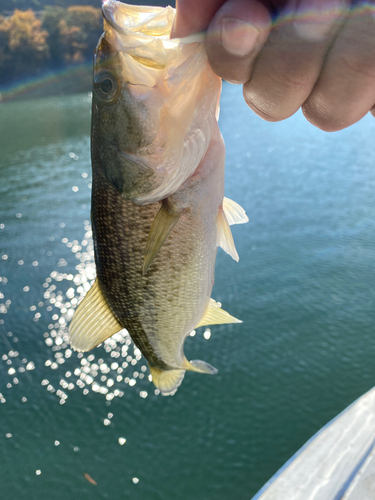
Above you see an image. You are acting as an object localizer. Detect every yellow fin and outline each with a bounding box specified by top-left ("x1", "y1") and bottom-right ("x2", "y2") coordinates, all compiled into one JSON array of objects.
[
  {"x1": 149, "y1": 366, "x2": 186, "y2": 396},
  {"x1": 195, "y1": 298, "x2": 242, "y2": 328},
  {"x1": 143, "y1": 200, "x2": 182, "y2": 275},
  {"x1": 223, "y1": 197, "x2": 249, "y2": 225},
  {"x1": 183, "y1": 358, "x2": 218, "y2": 375},
  {"x1": 217, "y1": 208, "x2": 239, "y2": 261},
  {"x1": 149, "y1": 358, "x2": 217, "y2": 396},
  {"x1": 69, "y1": 279, "x2": 123, "y2": 352}
]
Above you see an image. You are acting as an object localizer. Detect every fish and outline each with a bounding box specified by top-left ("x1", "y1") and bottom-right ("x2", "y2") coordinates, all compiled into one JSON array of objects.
[{"x1": 69, "y1": 0, "x2": 248, "y2": 396}]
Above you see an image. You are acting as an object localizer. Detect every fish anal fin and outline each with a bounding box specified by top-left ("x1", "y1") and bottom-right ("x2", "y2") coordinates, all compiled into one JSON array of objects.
[
  {"x1": 195, "y1": 298, "x2": 242, "y2": 328},
  {"x1": 223, "y1": 197, "x2": 249, "y2": 225},
  {"x1": 149, "y1": 366, "x2": 185, "y2": 396},
  {"x1": 69, "y1": 278, "x2": 123, "y2": 352},
  {"x1": 143, "y1": 200, "x2": 183, "y2": 275},
  {"x1": 217, "y1": 207, "x2": 239, "y2": 262}
]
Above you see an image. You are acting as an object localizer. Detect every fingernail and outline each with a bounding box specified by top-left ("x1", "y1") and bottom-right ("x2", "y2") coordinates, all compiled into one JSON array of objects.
[{"x1": 221, "y1": 18, "x2": 259, "y2": 57}]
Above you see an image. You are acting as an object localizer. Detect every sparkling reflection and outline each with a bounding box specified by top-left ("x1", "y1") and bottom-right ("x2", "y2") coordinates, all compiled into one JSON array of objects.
[{"x1": 1, "y1": 217, "x2": 212, "y2": 409}]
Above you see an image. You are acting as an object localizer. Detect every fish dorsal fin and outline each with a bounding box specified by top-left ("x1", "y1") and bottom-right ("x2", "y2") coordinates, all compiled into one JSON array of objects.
[
  {"x1": 195, "y1": 298, "x2": 242, "y2": 328},
  {"x1": 69, "y1": 278, "x2": 123, "y2": 352},
  {"x1": 143, "y1": 200, "x2": 183, "y2": 275},
  {"x1": 217, "y1": 207, "x2": 239, "y2": 261},
  {"x1": 223, "y1": 197, "x2": 249, "y2": 225},
  {"x1": 149, "y1": 366, "x2": 186, "y2": 396}
]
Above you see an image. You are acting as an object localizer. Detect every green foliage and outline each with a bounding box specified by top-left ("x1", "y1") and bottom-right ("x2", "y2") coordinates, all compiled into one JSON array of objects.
[
  {"x1": 0, "y1": 2, "x2": 175, "y2": 87},
  {"x1": 0, "y1": 5, "x2": 104, "y2": 85},
  {"x1": 41, "y1": 5, "x2": 102, "y2": 65},
  {"x1": 0, "y1": 0, "x2": 173, "y2": 13},
  {"x1": 0, "y1": 9, "x2": 49, "y2": 84}
]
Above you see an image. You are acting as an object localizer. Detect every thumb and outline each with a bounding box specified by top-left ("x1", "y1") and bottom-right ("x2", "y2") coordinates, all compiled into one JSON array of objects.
[{"x1": 171, "y1": 0, "x2": 227, "y2": 38}]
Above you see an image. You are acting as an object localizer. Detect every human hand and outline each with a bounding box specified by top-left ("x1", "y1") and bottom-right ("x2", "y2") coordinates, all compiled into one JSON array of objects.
[{"x1": 173, "y1": 0, "x2": 375, "y2": 131}]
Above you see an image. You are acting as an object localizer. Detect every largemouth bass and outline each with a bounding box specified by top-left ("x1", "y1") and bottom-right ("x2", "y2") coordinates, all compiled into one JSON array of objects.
[{"x1": 69, "y1": 0, "x2": 248, "y2": 396}]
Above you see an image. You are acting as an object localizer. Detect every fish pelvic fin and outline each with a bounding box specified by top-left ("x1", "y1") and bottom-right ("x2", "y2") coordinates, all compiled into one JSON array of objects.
[
  {"x1": 217, "y1": 207, "x2": 239, "y2": 262},
  {"x1": 195, "y1": 298, "x2": 242, "y2": 328},
  {"x1": 143, "y1": 200, "x2": 183, "y2": 275},
  {"x1": 69, "y1": 278, "x2": 123, "y2": 352},
  {"x1": 149, "y1": 366, "x2": 186, "y2": 396},
  {"x1": 223, "y1": 197, "x2": 249, "y2": 225}
]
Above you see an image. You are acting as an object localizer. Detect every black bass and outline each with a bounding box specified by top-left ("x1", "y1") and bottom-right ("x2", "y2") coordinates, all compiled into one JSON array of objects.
[{"x1": 69, "y1": 0, "x2": 248, "y2": 396}]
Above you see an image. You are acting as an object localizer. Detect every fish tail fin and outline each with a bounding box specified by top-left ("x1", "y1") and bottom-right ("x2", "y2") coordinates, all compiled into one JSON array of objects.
[
  {"x1": 149, "y1": 359, "x2": 218, "y2": 396},
  {"x1": 149, "y1": 366, "x2": 186, "y2": 396},
  {"x1": 183, "y1": 358, "x2": 218, "y2": 375}
]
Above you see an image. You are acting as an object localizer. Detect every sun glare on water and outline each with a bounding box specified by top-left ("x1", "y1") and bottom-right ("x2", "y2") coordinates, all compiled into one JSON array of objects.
[{"x1": 1, "y1": 218, "x2": 213, "y2": 408}]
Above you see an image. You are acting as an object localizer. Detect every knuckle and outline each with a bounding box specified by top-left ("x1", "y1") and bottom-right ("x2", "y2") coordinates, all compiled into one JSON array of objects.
[
  {"x1": 264, "y1": 51, "x2": 314, "y2": 94},
  {"x1": 271, "y1": 69, "x2": 311, "y2": 94}
]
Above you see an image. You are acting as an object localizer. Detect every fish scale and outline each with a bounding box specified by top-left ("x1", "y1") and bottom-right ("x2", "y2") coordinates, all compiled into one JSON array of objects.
[{"x1": 91, "y1": 150, "x2": 219, "y2": 370}]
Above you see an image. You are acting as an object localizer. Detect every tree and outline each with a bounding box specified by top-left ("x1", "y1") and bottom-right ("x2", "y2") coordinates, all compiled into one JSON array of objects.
[
  {"x1": 64, "y1": 6, "x2": 102, "y2": 61},
  {"x1": 41, "y1": 6, "x2": 65, "y2": 66},
  {"x1": 0, "y1": 9, "x2": 49, "y2": 83},
  {"x1": 42, "y1": 5, "x2": 101, "y2": 65}
]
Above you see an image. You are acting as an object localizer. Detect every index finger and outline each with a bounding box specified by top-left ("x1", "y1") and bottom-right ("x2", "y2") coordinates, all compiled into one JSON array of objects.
[{"x1": 172, "y1": 0, "x2": 227, "y2": 37}]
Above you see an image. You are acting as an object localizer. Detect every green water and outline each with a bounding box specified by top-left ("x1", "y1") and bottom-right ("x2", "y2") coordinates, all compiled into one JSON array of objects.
[{"x1": 1, "y1": 85, "x2": 375, "y2": 499}]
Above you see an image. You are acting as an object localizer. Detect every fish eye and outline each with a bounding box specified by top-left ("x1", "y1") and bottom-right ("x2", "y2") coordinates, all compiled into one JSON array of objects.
[{"x1": 94, "y1": 72, "x2": 118, "y2": 102}]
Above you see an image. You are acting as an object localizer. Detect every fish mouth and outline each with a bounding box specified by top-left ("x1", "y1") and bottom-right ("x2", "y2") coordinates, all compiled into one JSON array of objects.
[
  {"x1": 102, "y1": 0, "x2": 127, "y2": 37},
  {"x1": 102, "y1": 0, "x2": 174, "y2": 38},
  {"x1": 101, "y1": 1, "x2": 204, "y2": 71},
  {"x1": 101, "y1": 0, "x2": 173, "y2": 70}
]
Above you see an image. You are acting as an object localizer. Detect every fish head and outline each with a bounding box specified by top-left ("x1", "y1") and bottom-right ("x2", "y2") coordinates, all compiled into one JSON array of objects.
[
  {"x1": 92, "y1": 17, "x2": 164, "y2": 200},
  {"x1": 92, "y1": 0, "x2": 221, "y2": 204}
]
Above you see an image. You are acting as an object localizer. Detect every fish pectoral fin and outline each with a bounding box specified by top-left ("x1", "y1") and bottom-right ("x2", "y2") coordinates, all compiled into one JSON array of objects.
[
  {"x1": 143, "y1": 200, "x2": 183, "y2": 275},
  {"x1": 184, "y1": 358, "x2": 218, "y2": 375},
  {"x1": 223, "y1": 197, "x2": 249, "y2": 225},
  {"x1": 149, "y1": 366, "x2": 186, "y2": 396},
  {"x1": 69, "y1": 278, "x2": 123, "y2": 352},
  {"x1": 217, "y1": 207, "x2": 239, "y2": 262},
  {"x1": 195, "y1": 298, "x2": 242, "y2": 328}
]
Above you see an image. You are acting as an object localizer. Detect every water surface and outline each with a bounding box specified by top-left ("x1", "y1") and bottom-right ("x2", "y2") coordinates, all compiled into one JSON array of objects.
[{"x1": 1, "y1": 85, "x2": 375, "y2": 499}]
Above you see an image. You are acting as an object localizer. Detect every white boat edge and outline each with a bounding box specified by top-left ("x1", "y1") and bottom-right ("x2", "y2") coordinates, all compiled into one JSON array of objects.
[{"x1": 251, "y1": 386, "x2": 375, "y2": 500}]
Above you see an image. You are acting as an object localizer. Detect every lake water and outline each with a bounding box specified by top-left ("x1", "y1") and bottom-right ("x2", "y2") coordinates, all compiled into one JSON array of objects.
[{"x1": 1, "y1": 84, "x2": 375, "y2": 500}]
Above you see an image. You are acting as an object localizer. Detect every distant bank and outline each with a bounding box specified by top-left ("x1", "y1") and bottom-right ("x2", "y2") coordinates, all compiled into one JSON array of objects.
[
  {"x1": 0, "y1": 64, "x2": 92, "y2": 103},
  {"x1": 0, "y1": 1, "x2": 175, "y2": 102}
]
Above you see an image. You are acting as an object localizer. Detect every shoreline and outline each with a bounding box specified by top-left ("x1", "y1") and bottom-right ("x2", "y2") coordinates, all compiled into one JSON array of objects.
[{"x1": 0, "y1": 64, "x2": 92, "y2": 103}]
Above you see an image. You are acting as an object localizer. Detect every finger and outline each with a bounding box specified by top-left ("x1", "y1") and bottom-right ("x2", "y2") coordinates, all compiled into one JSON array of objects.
[
  {"x1": 243, "y1": 0, "x2": 350, "y2": 121},
  {"x1": 172, "y1": 0, "x2": 226, "y2": 37},
  {"x1": 303, "y1": 3, "x2": 375, "y2": 131},
  {"x1": 205, "y1": 0, "x2": 271, "y2": 84}
]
